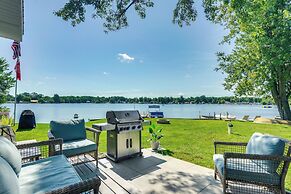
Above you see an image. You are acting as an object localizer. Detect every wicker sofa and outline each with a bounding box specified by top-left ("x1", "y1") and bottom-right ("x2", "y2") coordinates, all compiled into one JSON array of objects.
[
  {"x1": 0, "y1": 136, "x2": 101, "y2": 194},
  {"x1": 213, "y1": 133, "x2": 291, "y2": 194},
  {"x1": 48, "y1": 119, "x2": 101, "y2": 166}
]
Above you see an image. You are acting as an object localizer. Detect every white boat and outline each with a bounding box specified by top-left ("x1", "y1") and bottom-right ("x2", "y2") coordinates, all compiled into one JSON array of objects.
[{"x1": 147, "y1": 105, "x2": 164, "y2": 118}]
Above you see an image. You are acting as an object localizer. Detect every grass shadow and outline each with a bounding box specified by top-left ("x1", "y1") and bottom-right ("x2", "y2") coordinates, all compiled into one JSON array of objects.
[
  {"x1": 231, "y1": 132, "x2": 242, "y2": 136},
  {"x1": 16, "y1": 128, "x2": 34, "y2": 132},
  {"x1": 156, "y1": 149, "x2": 174, "y2": 156}
]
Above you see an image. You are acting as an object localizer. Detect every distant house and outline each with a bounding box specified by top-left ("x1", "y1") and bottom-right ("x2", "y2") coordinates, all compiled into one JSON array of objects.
[{"x1": 30, "y1": 100, "x2": 38, "y2": 103}]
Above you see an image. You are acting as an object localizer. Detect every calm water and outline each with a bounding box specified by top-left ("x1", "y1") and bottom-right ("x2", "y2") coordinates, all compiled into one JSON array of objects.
[{"x1": 4, "y1": 103, "x2": 279, "y2": 123}]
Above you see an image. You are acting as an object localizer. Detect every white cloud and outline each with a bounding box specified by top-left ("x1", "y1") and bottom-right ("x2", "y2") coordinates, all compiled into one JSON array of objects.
[
  {"x1": 103, "y1": 72, "x2": 109, "y2": 75},
  {"x1": 36, "y1": 81, "x2": 44, "y2": 86},
  {"x1": 44, "y1": 76, "x2": 56, "y2": 80},
  {"x1": 139, "y1": 60, "x2": 144, "y2": 63},
  {"x1": 178, "y1": 92, "x2": 185, "y2": 96},
  {"x1": 184, "y1": 74, "x2": 192, "y2": 79},
  {"x1": 118, "y1": 53, "x2": 134, "y2": 63}
]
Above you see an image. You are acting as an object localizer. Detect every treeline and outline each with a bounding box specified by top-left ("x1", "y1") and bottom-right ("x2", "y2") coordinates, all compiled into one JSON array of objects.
[{"x1": 6, "y1": 92, "x2": 273, "y2": 105}]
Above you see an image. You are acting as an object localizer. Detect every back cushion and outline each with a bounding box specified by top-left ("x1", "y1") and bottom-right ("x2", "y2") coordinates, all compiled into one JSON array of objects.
[
  {"x1": 0, "y1": 136, "x2": 22, "y2": 176},
  {"x1": 246, "y1": 133, "x2": 285, "y2": 173},
  {"x1": 50, "y1": 119, "x2": 86, "y2": 141},
  {"x1": 0, "y1": 157, "x2": 20, "y2": 194}
]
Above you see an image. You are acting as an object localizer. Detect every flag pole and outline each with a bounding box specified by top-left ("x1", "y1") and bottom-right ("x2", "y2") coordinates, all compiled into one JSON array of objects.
[
  {"x1": 13, "y1": 79, "x2": 17, "y2": 126},
  {"x1": 11, "y1": 41, "x2": 21, "y2": 126}
]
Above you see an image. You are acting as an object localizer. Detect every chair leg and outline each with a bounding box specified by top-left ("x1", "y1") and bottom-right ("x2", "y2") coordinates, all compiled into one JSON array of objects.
[
  {"x1": 214, "y1": 166, "x2": 217, "y2": 180},
  {"x1": 223, "y1": 179, "x2": 227, "y2": 194},
  {"x1": 95, "y1": 149, "x2": 98, "y2": 167}
]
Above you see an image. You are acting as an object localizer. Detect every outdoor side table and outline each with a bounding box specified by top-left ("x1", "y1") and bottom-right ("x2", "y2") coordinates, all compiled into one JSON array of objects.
[{"x1": 16, "y1": 139, "x2": 41, "y2": 161}]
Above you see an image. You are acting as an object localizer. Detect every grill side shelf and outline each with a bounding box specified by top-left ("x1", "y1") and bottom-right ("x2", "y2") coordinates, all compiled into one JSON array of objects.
[{"x1": 92, "y1": 123, "x2": 115, "y2": 131}]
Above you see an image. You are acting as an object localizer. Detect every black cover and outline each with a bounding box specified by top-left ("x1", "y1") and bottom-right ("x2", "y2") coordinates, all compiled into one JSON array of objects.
[
  {"x1": 106, "y1": 110, "x2": 142, "y2": 124},
  {"x1": 18, "y1": 110, "x2": 36, "y2": 129}
]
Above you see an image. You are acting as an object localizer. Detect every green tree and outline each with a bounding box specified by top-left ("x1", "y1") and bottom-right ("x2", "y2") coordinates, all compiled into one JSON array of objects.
[
  {"x1": 203, "y1": 0, "x2": 291, "y2": 120},
  {"x1": 53, "y1": 94, "x2": 61, "y2": 103},
  {"x1": 55, "y1": 0, "x2": 197, "y2": 33},
  {"x1": 0, "y1": 58, "x2": 15, "y2": 105}
]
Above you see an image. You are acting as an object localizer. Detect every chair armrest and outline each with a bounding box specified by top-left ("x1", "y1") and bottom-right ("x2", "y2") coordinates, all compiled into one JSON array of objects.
[
  {"x1": 224, "y1": 152, "x2": 291, "y2": 162},
  {"x1": 214, "y1": 141, "x2": 247, "y2": 154},
  {"x1": 16, "y1": 139, "x2": 63, "y2": 150},
  {"x1": 86, "y1": 127, "x2": 101, "y2": 134},
  {"x1": 214, "y1": 141, "x2": 248, "y2": 146},
  {"x1": 45, "y1": 176, "x2": 101, "y2": 194},
  {"x1": 86, "y1": 127, "x2": 101, "y2": 145},
  {"x1": 16, "y1": 139, "x2": 63, "y2": 164},
  {"x1": 48, "y1": 130, "x2": 55, "y2": 139}
]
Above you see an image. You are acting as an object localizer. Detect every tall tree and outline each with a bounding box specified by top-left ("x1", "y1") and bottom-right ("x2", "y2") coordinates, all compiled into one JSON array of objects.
[
  {"x1": 203, "y1": 0, "x2": 291, "y2": 120},
  {"x1": 56, "y1": 0, "x2": 291, "y2": 120},
  {"x1": 54, "y1": 0, "x2": 197, "y2": 32},
  {"x1": 0, "y1": 58, "x2": 15, "y2": 105},
  {"x1": 53, "y1": 94, "x2": 61, "y2": 103}
]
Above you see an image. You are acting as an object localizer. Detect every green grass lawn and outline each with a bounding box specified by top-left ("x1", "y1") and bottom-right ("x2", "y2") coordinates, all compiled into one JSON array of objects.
[{"x1": 14, "y1": 119, "x2": 291, "y2": 190}]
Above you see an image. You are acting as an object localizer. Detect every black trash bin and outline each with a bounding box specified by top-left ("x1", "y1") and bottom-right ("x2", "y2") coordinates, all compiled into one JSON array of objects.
[{"x1": 18, "y1": 110, "x2": 36, "y2": 129}]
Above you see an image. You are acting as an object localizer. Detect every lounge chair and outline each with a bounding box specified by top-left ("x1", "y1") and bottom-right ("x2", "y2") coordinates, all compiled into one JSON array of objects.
[
  {"x1": 252, "y1": 115, "x2": 261, "y2": 121},
  {"x1": 213, "y1": 133, "x2": 291, "y2": 193},
  {"x1": 0, "y1": 136, "x2": 101, "y2": 194},
  {"x1": 238, "y1": 115, "x2": 249, "y2": 122},
  {"x1": 48, "y1": 119, "x2": 101, "y2": 166}
]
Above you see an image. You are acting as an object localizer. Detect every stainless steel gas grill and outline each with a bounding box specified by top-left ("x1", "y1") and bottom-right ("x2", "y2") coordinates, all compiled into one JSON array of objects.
[{"x1": 93, "y1": 110, "x2": 147, "y2": 162}]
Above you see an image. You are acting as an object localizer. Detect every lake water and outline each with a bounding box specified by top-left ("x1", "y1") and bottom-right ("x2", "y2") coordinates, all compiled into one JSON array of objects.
[{"x1": 3, "y1": 103, "x2": 279, "y2": 123}]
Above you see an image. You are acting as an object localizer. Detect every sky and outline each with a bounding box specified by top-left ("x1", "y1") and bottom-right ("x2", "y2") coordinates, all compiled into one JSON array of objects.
[{"x1": 0, "y1": 0, "x2": 233, "y2": 97}]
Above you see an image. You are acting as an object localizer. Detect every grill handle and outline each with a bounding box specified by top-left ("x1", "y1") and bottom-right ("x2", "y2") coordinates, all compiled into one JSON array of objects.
[{"x1": 126, "y1": 139, "x2": 129, "y2": 148}]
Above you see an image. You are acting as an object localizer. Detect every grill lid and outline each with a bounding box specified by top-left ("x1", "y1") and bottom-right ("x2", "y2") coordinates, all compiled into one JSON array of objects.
[{"x1": 106, "y1": 110, "x2": 143, "y2": 124}]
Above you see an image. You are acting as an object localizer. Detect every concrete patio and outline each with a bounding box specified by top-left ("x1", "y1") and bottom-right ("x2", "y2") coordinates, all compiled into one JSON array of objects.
[{"x1": 74, "y1": 149, "x2": 222, "y2": 194}]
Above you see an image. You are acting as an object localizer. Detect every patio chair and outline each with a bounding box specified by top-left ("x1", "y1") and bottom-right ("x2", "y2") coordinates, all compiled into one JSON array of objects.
[
  {"x1": 238, "y1": 115, "x2": 249, "y2": 122},
  {"x1": 0, "y1": 136, "x2": 101, "y2": 194},
  {"x1": 48, "y1": 119, "x2": 101, "y2": 166},
  {"x1": 213, "y1": 133, "x2": 291, "y2": 194}
]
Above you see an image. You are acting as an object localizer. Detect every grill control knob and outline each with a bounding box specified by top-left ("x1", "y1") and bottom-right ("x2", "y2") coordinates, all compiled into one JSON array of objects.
[
  {"x1": 132, "y1": 126, "x2": 136, "y2": 130},
  {"x1": 126, "y1": 127, "x2": 130, "y2": 130},
  {"x1": 137, "y1": 125, "x2": 141, "y2": 129}
]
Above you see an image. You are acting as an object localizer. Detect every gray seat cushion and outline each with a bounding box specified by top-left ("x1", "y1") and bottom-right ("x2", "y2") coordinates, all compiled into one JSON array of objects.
[
  {"x1": 213, "y1": 154, "x2": 280, "y2": 186},
  {"x1": 246, "y1": 133, "x2": 286, "y2": 173},
  {"x1": 19, "y1": 155, "x2": 81, "y2": 194},
  {"x1": 62, "y1": 139, "x2": 97, "y2": 157},
  {"x1": 50, "y1": 119, "x2": 86, "y2": 141},
  {"x1": 0, "y1": 136, "x2": 22, "y2": 175},
  {"x1": 0, "y1": 157, "x2": 20, "y2": 194}
]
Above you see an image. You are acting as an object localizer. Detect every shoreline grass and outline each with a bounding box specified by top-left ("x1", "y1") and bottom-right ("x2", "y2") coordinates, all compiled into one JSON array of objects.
[{"x1": 13, "y1": 119, "x2": 291, "y2": 190}]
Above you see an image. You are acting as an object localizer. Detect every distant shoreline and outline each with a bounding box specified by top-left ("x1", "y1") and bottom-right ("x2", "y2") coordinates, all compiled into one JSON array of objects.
[
  {"x1": 5, "y1": 102, "x2": 268, "y2": 105},
  {"x1": 6, "y1": 92, "x2": 274, "y2": 105}
]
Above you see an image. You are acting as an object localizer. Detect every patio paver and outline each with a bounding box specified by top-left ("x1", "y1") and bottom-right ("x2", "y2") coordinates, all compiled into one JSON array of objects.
[{"x1": 75, "y1": 148, "x2": 222, "y2": 194}]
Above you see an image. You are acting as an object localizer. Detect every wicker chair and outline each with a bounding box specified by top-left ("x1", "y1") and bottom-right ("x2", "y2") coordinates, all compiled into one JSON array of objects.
[
  {"x1": 213, "y1": 133, "x2": 291, "y2": 194},
  {"x1": 0, "y1": 137, "x2": 101, "y2": 194},
  {"x1": 48, "y1": 119, "x2": 101, "y2": 166}
]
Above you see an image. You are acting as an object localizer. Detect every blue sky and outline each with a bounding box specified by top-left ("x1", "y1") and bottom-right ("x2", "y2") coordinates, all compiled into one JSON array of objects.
[{"x1": 0, "y1": 0, "x2": 233, "y2": 97}]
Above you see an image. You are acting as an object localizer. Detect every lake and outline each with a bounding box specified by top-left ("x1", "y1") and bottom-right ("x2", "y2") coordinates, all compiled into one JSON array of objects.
[{"x1": 3, "y1": 103, "x2": 279, "y2": 123}]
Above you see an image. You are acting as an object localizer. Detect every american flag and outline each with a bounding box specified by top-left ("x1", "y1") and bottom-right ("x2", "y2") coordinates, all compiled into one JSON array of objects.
[
  {"x1": 11, "y1": 41, "x2": 21, "y2": 60},
  {"x1": 14, "y1": 59, "x2": 21, "y2": 81}
]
